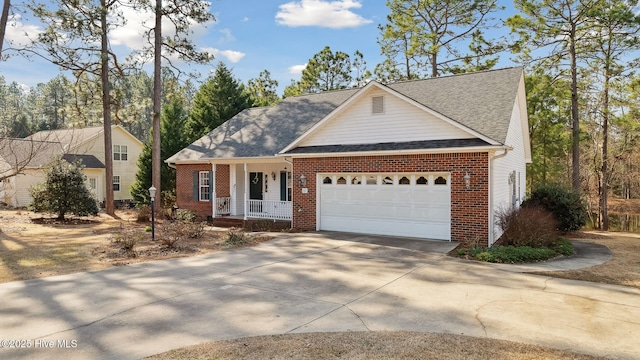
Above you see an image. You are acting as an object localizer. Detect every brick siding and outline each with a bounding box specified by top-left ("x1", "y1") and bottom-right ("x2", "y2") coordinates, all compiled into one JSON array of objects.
[
  {"x1": 175, "y1": 164, "x2": 230, "y2": 219},
  {"x1": 292, "y1": 153, "x2": 489, "y2": 245}
]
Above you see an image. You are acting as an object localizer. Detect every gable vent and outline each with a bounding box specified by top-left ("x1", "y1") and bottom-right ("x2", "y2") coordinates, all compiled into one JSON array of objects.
[{"x1": 372, "y1": 96, "x2": 384, "y2": 114}]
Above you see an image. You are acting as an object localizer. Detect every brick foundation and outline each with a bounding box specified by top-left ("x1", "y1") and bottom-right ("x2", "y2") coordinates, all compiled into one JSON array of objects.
[{"x1": 291, "y1": 153, "x2": 489, "y2": 245}]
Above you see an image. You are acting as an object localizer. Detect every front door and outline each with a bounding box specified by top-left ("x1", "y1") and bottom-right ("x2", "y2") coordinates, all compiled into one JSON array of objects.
[{"x1": 249, "y1": 172, "x2": 263, "y2": 200}]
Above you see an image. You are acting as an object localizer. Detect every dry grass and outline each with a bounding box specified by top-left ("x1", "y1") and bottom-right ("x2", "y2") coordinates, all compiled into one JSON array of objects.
[
  {"x1": 0, "y1": 209, "x2": 270, "y2": 284},
  {"x1": 531, "y1": 231, "x2": 640, "y2": 288},
  {"x1": 144, "y1": 331, "x2": 605, "y2": 360}
]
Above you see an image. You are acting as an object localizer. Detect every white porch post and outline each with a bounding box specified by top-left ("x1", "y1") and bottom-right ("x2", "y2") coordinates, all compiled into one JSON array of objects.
[
  {"x1": 243, "y1": 163, "x2": 248, "y2": 221},
  {"x1": 212, "y1": 163, "x2": 217, "y2": 218}
]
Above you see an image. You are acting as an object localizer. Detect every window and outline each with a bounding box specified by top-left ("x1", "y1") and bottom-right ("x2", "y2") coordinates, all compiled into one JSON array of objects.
[
  {"x1": 323, "y1": 176, "x2": 332, "y2": 184},
  {"x1": 366, "y1": 175, "x2": 377, "y2": 185},
  {"x1": 113, "y1": 176, "x2": 120, "y2": 191},
  {"x1": 382, "y1": 176, "x2": 393, "y2": 185},
  {"x1": 416, "y1": 176, "x2": 428, "y2": 185},
  {"x1": 113, "y1": 145, "x2": 128, "y2": 161},
  {"x1": 399, "y1": 176, "x2": 410, "y2": 185},
  {"x1": 372, "y1": 96, "x2": 384, "y2": 114},
  {"x1": 351, "y1": 176, "x2": 362, "y2": 185},
  {"x1": 337, "y1": 176, "x2": 347, "y2": 184},
  {"x1": 199, "y1": 171, "x2": 210, "y2": 201},
  {"x1": 435, "y1": 176, "x2": 447, "y2": 185}
]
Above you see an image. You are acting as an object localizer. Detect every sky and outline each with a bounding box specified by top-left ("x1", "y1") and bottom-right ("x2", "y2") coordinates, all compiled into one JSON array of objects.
[{"x1": 0, "y1": 0, "x2": 518, "y2": 95}]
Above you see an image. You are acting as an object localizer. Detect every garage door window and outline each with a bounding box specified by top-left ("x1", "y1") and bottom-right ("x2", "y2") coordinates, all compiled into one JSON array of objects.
[
  {"x1": 416, "y1": 176, "x2": 428, "y2": 185},
  {"x1": 399, "y1": 176, "x2": 410, "y2": 185},
  {"x1": 351, "y1": 176, "x2": 362, "y2": 185},
  {"x1": 337, "y1": 176, "x2": 347, "y2": 184},
  {"x1": 323, "y1": 176, "x2": 332, "y2": 184},
  {"x1": 366, "y1": 176, "x2": 377, "y2": 185},
  {"x1": 435, "y1": 176, "x2": 448, "y2": 185},
  {"x1": 383, "y1": 176, "x2": 393, "y2": 185}
]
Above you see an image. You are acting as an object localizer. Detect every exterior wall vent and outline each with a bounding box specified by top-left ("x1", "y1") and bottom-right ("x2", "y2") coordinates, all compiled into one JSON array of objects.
[{"x1": 372, "y1": 96, "x2": 384, "y2": 114}]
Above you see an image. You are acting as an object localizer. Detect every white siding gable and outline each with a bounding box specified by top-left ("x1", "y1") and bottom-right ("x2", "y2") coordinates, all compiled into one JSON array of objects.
[{"x1": 298, "y1": 88, "x2": 475, "y2": 147}]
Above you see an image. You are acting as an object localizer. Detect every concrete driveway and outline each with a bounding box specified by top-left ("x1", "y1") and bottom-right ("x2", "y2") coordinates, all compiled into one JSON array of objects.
[{"x1": 0, "y1": 232, "x2": 638, "y2": 360}]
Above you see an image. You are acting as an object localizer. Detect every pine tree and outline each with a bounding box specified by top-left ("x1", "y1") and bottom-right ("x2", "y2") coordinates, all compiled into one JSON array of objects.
[
  {"x1": 131, "y1": 98, "x2": 190, "y2": 205},
  {"x1": 185, "y1": 62, "x2": 250, "y2": 141}
]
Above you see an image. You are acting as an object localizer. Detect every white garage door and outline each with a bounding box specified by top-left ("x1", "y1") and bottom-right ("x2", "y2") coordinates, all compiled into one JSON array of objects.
[{"x1": 319, "y1": 173, "x2": 451, "y2": 240}]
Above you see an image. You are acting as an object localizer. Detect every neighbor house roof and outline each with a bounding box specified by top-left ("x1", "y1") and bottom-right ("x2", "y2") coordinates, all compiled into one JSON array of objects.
[
  {"x1": 61, "y1": 154, "x2": 105, "y2": 169},
  {"x1": 0, "y1": 138, "x2": 63, "y2": 168},
  {"x1": 167, "y1": 67, "x2": 523, "y2": 164},
  {"x1": 26, "y1": 126, "x2": 105, "y2": 151}
]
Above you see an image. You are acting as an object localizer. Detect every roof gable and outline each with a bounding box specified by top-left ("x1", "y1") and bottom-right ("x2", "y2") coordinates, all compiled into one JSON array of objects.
[
  {"x1": 285, "y1": 81, "x2": 494, "y2": 152},
  {"x1": 26, "y1": 125, "x2": 142, "y2": 152}
]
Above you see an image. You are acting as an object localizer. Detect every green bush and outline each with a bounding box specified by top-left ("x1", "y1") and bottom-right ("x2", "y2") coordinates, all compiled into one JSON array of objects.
[
  {"x1": 496, "y1": 205, "x2": 558, "y2": 247},
  {"x1": 554, "y1": 238, "x2": 574, "y2": 256},
  {"x1": 522, "y1": 184, "x2": 586, "y2": 232},
  {"x1": 474, "y1": 246, "x2": 557, "y2": 263},
  {"x1": 28, "y1": 158, "x2": 99, "y2": 220}
]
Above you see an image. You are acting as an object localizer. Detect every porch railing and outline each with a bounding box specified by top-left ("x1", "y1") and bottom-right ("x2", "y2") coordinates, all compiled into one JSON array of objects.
[
  {"x1": 216, "y1": 197, "x2": 231, "y2": 215},
  {"x1": 247, "y1": 200, "x2": 292, "y2": 220}
]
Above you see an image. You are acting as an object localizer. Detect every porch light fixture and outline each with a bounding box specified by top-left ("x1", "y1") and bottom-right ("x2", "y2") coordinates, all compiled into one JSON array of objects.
[
  {"x1": 148, "y1": 185, "x2": 157, "y2": 241},
  {"x1": 464, "y1": 172, "x2": 471, "y2": 190},
  {"x1": 271, "y1": 171, "x2": 276, "y2": 180},
  {"x1": 299, "y1": 174, "x2": 306, "y2": 187}
]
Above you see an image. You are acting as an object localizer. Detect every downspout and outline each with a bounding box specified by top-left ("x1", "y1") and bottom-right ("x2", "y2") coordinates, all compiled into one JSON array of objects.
[
  {"x1": 211, "y1": 162, "x2": 216, "y2": 219},
  {"x1": 488, "y1": 146, "x2": 511, "y2": 246}
]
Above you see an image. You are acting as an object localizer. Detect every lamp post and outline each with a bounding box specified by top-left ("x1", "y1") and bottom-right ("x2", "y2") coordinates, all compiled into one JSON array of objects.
[{"x1": 149, "y1": 185, "x2": 156, "y2": 241}]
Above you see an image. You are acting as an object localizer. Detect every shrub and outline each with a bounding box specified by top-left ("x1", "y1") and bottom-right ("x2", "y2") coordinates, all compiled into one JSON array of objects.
[
  {"x1": 496, "y1": 205, "x2": 559, "y2": 248},
  {"x1": 110, "y1": 226, "x2": 143, "y2": 255},
  {"x1": 554, "y1": 238, "x2": 574, "y2": 256},
  {"x1": 474, "y1": 246, "x2": 557, "y2": 263},
  {"x1": 160, "y1": 221, "x2": 205, "y2": 248},
  {"x1": 28, "y1": 158, "x2": 99, "y2": 220},
  {"x1": 174, "y1": 209, "x2": 197, "y2": 222},
  {"x1": 225, "y1": 230, "x2": 254, "y2": 247},
  {"x1": 522, "y1": 184, "x2": 587, "y2": 232},
  {"x1": 136, "y1": 205, "x2": 151, "y2": 223}
]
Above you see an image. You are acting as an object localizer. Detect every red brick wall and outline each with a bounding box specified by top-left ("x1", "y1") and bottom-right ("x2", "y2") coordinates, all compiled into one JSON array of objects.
[
  {"x1": 292, "y1": 153, "x2": 489, "y2": 245},
  {"x1": 175, "y1": 164, "x2": 230, "y2": 218}
]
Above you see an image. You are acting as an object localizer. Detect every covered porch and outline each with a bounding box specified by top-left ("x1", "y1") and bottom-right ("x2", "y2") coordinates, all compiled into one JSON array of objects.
[{"x1": 211, "y1": 159, "x2": 293, "y2": 221}]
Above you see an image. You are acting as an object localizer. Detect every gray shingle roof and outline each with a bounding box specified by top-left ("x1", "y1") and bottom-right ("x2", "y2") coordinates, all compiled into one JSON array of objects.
[
  {"x1": 61, "y1": 154, "x2": 105, "y2": 168},
  {"x1": 167, "y1": 67, "x2": 523, "y2": 163},
  {"x1": 0, "y1": 138, "x2": 63, "y2": 168}
]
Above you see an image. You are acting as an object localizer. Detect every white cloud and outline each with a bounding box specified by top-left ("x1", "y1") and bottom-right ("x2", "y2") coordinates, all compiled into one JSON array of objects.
[
  {"x1": 288, "y1": 64, "x2": 307, "y2": 75},
  {"x1": 202, "y1": 47, "x2": 246, "y2": 63},
  {"x1": 110, "y1": 3, "x2": 215, "y2": 50},
  {"x1": 276, "y1": 0, "x2": 372, "y2": 29},
  {"x1": 218, "y1": 28, "x2": 236, "y2": 44},
  {"x1": 242, "y1": 17, "x2": 250, "y2": 22},
  {"x1": 4, "y1": 15, "x2": 42, "y2": 47}
]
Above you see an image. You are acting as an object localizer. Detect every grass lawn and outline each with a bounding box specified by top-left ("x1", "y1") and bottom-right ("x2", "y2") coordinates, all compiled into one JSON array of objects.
[{"x1": 0, "y1": 208, "x2": 635, "y2": 359}]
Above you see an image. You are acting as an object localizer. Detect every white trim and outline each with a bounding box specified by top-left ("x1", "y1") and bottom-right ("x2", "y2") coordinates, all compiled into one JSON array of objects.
[
  {"x1": 169, "y1": 156, "x2": 283, "y2": 166},
  {"x1": 243, "y1": 163, "x2": 248, "y2": 221},
  {"x1": 488, "y1": 147, "x2": 510, "y2": 246},
  {"x1": 280, "y1": 81, "x2": 500, "y2": 154},
  {"x1": 316, "y1": 173, "x2": 321, "y2": 231},
  {"x1": 198, "y1": 171, "x2": 210, "y2": 202},
  {"x1": 516, "y1": 74, "x2": 532, "y2": 163}
]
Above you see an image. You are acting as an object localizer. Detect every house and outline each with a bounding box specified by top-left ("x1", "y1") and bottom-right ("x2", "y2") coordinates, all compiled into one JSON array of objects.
[
  {"x1": 166, "y1": 67, "x2": 530, "y2": 246},
  {"x1": 0, "y1": 125, "x2": 143, "y2": 208}
]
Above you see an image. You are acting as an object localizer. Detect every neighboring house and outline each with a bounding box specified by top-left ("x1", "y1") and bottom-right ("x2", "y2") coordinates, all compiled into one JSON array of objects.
[
  {"x1": 0, "y1": 125, "x2": 143, "y2": 208},
  {"x1": 166, "y1": 67, "x2": 530, "y2": 246}
]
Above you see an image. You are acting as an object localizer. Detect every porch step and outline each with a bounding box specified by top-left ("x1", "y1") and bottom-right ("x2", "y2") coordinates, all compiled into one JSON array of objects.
[{"x1": 210, "y1": 217, "x2": 244, "y2": 228}]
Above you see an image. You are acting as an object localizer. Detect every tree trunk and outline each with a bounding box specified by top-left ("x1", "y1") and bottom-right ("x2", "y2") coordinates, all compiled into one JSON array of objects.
[
  {"x1": 0, "y1": 0, "x2": 10, "y2": 58},
  {"x1": 431, "y1": 52, "x2": 437, "y2": 78},
  {"x1": 152, "y1": 0, "x2": 162, "y2": 205},
  {"x1": 101, "y1": 0, "x2": 114, "y2": 216},
  {"x1": 570, "y1": 25, "x2": 581, "y2": 193}
]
